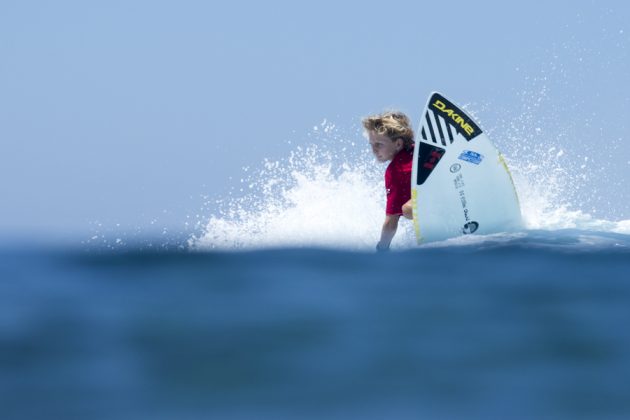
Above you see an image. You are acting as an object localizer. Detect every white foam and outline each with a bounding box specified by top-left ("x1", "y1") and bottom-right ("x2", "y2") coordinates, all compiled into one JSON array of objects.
[{"x1": 190, "y1": 128, "x2": 417, "y2": 251}]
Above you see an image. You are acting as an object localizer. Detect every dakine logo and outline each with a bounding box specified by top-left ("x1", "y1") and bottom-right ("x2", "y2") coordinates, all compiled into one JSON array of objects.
[
  {"x1": 462, "y1": 221, "x2": 479, "y2": 235},
  {"x1": 432, "y1": 100, "x2": 476, "y2": 137},
  {"x1": 450, "y1": 163, "x2": 461, "y2": 173}
]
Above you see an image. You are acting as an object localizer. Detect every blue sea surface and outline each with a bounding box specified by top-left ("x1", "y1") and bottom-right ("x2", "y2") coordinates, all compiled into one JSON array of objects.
[{"x1": 2, "y1": 229, "x2": 630, "y2": 420}]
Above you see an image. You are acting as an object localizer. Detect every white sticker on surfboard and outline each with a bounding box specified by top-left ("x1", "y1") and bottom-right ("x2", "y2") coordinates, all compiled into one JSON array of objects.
[{"x1": 411, "y1": 92, "x2": 522, "y2": 243}]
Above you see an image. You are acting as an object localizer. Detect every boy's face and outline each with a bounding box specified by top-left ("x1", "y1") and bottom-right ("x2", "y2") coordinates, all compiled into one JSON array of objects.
[{"x1": 368, "y1": 131, "x2": 402, "y2": 162}]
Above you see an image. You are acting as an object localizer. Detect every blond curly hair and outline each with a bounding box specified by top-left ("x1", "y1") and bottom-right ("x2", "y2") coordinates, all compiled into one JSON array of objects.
[{"x1": 362, "y1": 111, "x2": 414, "y2": 150}]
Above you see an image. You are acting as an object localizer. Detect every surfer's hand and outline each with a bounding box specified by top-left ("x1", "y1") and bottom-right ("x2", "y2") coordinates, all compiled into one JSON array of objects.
[{"x1": 376, "y1": 242, "x2": 389, "y2": 253}]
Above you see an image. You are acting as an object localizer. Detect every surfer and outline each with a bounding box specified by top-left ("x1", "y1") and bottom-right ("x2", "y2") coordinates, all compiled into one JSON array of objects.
[{"x1": 363, "y1": 111, "x2": 415, "y2": 251}]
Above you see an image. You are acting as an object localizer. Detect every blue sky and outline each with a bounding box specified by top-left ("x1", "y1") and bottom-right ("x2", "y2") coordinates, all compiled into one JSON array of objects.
[{"x1": 1, "y1": 1, "x2": 629, "y2": 237}]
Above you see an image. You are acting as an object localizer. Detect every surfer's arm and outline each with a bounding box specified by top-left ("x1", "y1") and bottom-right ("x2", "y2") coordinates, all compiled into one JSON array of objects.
[{"x1": 377, "y1": 214, "x2": 400, "y2": 251}]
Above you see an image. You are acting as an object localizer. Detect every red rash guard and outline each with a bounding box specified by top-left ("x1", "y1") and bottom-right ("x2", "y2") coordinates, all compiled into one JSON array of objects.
[{"x1": 385, "y1": 147, "x2": 414, "y2": 215}]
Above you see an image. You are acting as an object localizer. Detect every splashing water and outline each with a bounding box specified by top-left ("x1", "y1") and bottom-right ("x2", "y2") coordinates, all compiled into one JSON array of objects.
[
  {"x1": 508, "y1": 150, "x2": 629, "y2": 234},
  {"x1": 191, "y1": 114, "x2": 629, "y2": 251},
  {"x1": 485, "y1": 69, "x2": 629, "y2": 235},
  {"x1": 191, "y1": 123, "x2": 415, "y2": 251}
]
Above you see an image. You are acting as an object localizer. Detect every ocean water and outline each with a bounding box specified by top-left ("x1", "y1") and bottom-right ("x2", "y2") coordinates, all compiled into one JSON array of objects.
[
  {"x1": 2, "y1": 232, "x2": 630, "y2": 420},
  {"x1": 4, "y1": 117, "x2": 630, "y2": 419}
]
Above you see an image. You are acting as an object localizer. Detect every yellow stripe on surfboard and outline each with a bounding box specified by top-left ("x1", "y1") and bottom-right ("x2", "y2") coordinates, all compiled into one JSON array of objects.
[
  {"x1": 498, "y1": 153, "x2": 521, "y2": 211},
  {"x1": 411, "y1": 187, "x2": 422, "y2": 244}
]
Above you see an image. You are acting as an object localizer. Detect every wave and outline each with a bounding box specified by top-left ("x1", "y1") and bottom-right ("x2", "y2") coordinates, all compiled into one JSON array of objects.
[{"x1": 190, "y1": 120, "x2": 630, "y2": 252}]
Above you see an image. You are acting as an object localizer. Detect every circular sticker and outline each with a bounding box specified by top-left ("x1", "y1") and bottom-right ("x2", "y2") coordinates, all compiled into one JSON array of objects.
[{"x1": 462, "y1": 221, "x2": 479, "y2": 234}]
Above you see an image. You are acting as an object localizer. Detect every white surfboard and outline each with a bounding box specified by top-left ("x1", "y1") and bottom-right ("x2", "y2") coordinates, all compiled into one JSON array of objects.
[{"x1": 411, "y1": 92, "x2": 522, "y2": 243}]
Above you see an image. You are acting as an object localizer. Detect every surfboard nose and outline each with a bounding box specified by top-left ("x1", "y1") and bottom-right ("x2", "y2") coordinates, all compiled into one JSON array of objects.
[{"x1": 412, "y1": 92, "x2": 522, "y2": 243}]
